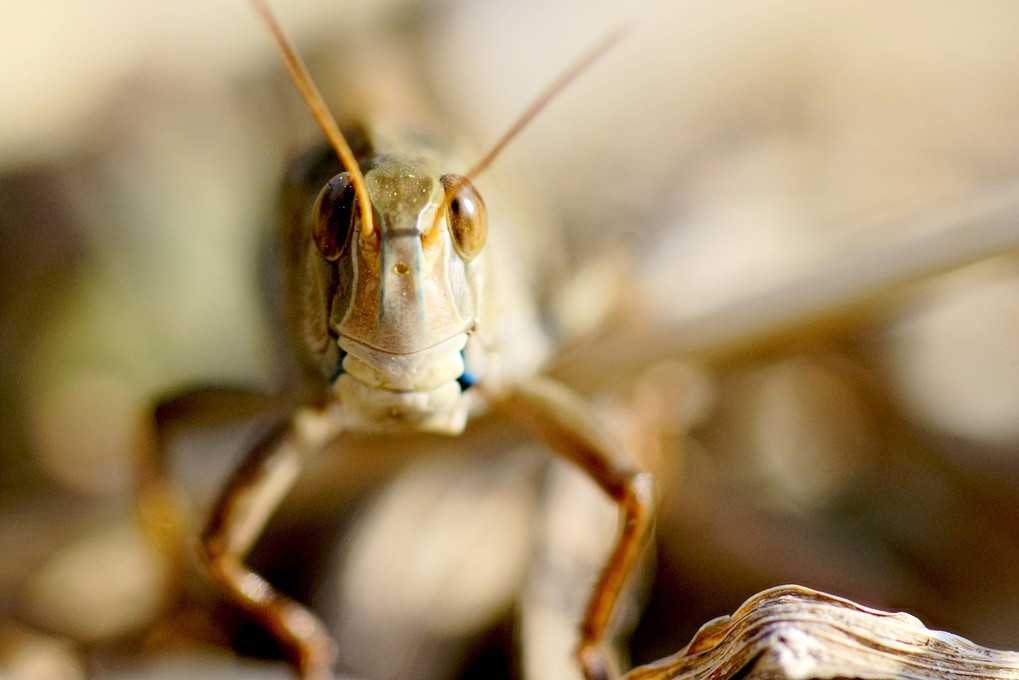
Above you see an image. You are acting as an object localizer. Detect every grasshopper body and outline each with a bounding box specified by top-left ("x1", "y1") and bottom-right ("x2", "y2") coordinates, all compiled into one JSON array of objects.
[{"x1": 183, "y1": 6, "x2": 654, "y2": 680}]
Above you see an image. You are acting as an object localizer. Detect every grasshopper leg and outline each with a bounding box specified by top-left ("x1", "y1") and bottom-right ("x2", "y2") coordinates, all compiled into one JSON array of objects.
[
  {"x1": 499, "y1": 376, "x2": 656, "y2": 680},
  {"x1": 135, "y1": 387, "x2": 292, "y2": 604},
  {"x1": 138, "y1": 386, "x2": 289, "y2": 521},
  {"x1": 199, "y1": 406, "x2": 341, "y2": 680}
]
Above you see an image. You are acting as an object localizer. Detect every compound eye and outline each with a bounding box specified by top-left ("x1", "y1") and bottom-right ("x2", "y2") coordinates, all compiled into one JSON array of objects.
[
  {"x1": 312, "y1": 172, "x2": 356, "y2": 261},
  {"x1": 440, "y1": 174, "x2": 487, "y2": 262}
]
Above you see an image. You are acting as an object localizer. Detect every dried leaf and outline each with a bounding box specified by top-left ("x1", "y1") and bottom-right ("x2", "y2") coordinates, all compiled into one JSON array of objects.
[{"x1": 628, "y1": 585, "x2": 1019, "y2": 680}]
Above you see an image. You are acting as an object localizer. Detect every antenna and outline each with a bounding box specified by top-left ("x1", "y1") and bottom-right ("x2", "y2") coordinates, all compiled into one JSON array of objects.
[
  {"x1": 250, "y1": 0, "x2": 375, "y2": 238},
  {"x1": 433, "y1": 26, "x2": 627, "y2": 238},
  {"x1": 465, "y1": 26, "x2": 627, "y2": 181}
]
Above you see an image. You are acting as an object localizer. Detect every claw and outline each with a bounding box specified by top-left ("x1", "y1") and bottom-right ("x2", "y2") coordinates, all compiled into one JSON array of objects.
[{"x1": 578, "y1": 642, "x2": 612, "y2": 680}]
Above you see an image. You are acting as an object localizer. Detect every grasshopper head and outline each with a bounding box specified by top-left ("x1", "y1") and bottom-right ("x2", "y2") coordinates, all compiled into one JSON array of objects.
[
  {"x1": 314, "y1": 156, "x2": 487, "y2": 356},
  {"x1": 303, "y1": 150, "x2": 489, "y2": 431}
]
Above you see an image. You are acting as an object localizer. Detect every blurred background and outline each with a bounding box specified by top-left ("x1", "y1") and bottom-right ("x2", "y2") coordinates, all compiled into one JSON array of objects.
[{"x1": 4, "y1": 0, "x2": 1019, "y2": 678}]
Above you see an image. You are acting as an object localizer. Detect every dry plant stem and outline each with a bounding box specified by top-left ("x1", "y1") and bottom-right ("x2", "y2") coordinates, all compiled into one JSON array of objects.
[
  {"x1": 558, "y1": 179, "x2": 1019, "y2": 387},
  {"x1": 199, "y1": 407, "x2": 341, "y2": 680},
  {"x1": 626, "y1": 585, "x2": 1019, "y2": 680},
  {"x1": 500, "y1": 376, "x2": 656, "y2": 680}
]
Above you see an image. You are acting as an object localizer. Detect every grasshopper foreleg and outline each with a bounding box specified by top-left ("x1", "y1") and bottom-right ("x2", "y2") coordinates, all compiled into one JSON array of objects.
[
  {"x1": 498, "y1": 376, "x2": 656, "y2": 680},
  {"x1": 199, "y1": 406, "x2": 341, "y2": 680}
]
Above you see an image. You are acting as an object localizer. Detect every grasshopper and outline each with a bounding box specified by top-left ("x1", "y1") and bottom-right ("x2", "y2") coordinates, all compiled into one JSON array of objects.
[
  {"x1": 137, "y1": 4, "x2": 1019, "y2": 680},
  {"x1": 154, "y1": 3, "x2": 655, "y2": 680}
]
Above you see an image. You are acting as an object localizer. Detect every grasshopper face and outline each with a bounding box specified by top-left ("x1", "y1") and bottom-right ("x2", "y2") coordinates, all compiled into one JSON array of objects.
[
  {"x1": 335, "y1": 155, "x2": 478, "y2": 357},
  {"x1": 285, "y1": 134, "x2": 491, "y2": 433}
]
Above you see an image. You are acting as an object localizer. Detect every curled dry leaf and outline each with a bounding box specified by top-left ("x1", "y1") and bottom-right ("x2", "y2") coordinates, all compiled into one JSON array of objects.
[{"x1": 627, "y1": 585, "x2": 1019, "y2": 680}]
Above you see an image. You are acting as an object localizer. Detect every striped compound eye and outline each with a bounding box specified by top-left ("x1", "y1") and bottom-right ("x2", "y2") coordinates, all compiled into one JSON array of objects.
[
  {"x1": 312, "y1": 172, "x2": 357, "y2": 261},
  {"x1": 440, "y1": 174, "x2": 487, "y2": 262}
]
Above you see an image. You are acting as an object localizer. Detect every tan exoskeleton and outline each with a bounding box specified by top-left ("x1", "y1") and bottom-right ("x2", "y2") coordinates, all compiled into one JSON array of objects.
[{"x1": 190, "y1": 3, "x2": 654, "y2": 680}]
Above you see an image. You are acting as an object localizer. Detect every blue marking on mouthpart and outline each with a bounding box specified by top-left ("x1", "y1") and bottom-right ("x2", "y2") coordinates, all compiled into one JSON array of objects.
[
  {"x1": 330, "y1": 347, "x2": 347, "y2": 384},
  {"x1": 457, "y1": 349, "x2": 477, "y2": 390}
]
